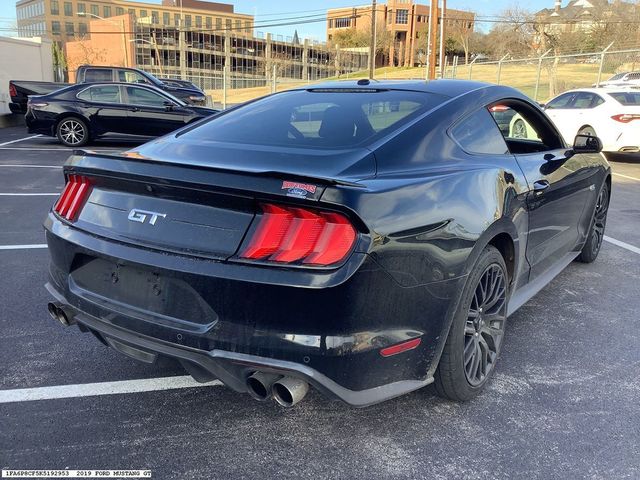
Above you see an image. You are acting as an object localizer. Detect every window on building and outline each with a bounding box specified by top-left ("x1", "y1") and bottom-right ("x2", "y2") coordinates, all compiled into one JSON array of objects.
[
  {"x1": 65, "y1": 22, "x2": 74, "y2": 35},
  {"x1": 335, "y1": 17, "x2": 351, "y2": 28},
  {"x1": 174, "y1": 13, "x2": 180, "y2": 26},
  {"x1": 152, "y1": 11, "x2": 159, "y2": 23},
  {"x1": 195, "y1": 16, "x2": 202, "y2": 28},
  {"x1": 79, "y1": 22, "x2": 88, "y2": 35},
  {"x1": 128, "y1": 8, "x2": 135, "y2": 17},
  {"x1": 216, "y1": 17, "x2": 222, "y2": 30},
  {"x1": 63, "y1": 2, "x2": 72, "y2": 16},
  {"x1": 91, "y1": 5, "x2": 99, "y2": 17},
  {"x1": 245, "y1": 20, "x2": 251, "y2": 33},
  {"x1": 163, "y1": 12, "x2": 170, "y2": 25},
  {"x1": 77, "y1": 3, "x2": 85, "y2": 15},
  {"x1": 103, "y1": 6, "x2": 111, "y2": 17},
  {"x1": 225, "y1": 18, "x2": 231, "y2": 29},
  {"x1": 51, "y1": 0, "x2": 59, "y2": 15},
  {"x1": 235, "y1": 19, "x2": 241, "y2": 31},
  {"x1": 206, "y1": 17, "x2": 212, "y2": 29},
  {"x1": 185, "y1": 15, "x2": 192, "y2": 27},
  {"x1": 116, "y1": 7, "x2": 125, "y2": 16},
  {"x1": 396, "y1": 9, "x2": 408, "y2": 24},
  {"x1": 51, "y1": 20, "x2": 61, "y2": 34},
  {"x1": 140, "y1": 9, "x2": 147, "y2": 18},
  {"x1": 328, "y1": 19, "x2": 333, "y2": 28}
]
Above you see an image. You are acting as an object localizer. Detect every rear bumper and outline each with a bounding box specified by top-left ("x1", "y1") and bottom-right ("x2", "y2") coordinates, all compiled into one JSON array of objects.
[
  {"x1": 46, "y1": 282, "x2": 433, "y2": 407},
  {"x1": 44, "y1": 213, "x2": 463, "y2": 406}
]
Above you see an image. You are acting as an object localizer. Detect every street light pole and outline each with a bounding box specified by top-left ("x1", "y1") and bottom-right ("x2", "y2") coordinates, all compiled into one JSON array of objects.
[{"x1": 368, "y1": 0, "x2": 377, "y2": 79}]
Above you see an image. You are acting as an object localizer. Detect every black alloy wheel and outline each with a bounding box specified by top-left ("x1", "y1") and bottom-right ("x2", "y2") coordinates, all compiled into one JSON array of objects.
[
  {"x1": 434, "y1": 246, "x2": 509, "y2": 401},
  {"x1": 578, "y1": 182, "x2": 609, "y2": 263},
  {"x1": 463, "y1": 264, "x2": 507, "y2": 386}
]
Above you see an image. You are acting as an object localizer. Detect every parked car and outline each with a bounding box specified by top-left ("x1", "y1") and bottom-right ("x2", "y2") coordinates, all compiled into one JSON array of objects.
[
  {"x1": 44, "y1": 80, "x2": 610, "y2": 407},
  {"x1": 26, "y1": 83, "x2": 218, "y2": 147},
  {"x1": 159, "y1": 78, "x2": 200, "y2": 90},
  {"x1": 597, "y1": 71, "x2": 640, "y2": 87},
  {"x1": 543, "y1": 88, "x2": 640, "y2": 154},
  {"x1": 10, "y1": 65, "x2": 207, "y2": 114}
]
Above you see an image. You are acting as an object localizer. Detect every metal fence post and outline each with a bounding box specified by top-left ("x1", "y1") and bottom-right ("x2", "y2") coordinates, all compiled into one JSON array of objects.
[
  {"x1": 534, "y1": 49, "x2": 552, "y2": 102},
  {"x1": 271, "y1": 64, "x2": 277, "y2": 93},
  {"x1": 496, "y1": 54, "x2": 509, "y2": 85},
  {"x1": 596, "y1": 42, "x2": 614, "y2": 87},
  {"x1": 222, "y1": 65, "x2": 228, "y2": 110},
  {"x1": 467, "y1": 57, "x2": 477, "y2": 80}
]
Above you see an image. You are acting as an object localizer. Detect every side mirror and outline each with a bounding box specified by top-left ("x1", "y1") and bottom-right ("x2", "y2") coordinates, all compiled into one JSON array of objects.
[
  {"x1": 573, "y1": 134, "x2": 602, "y2": 154},
  {"x1": 163, "y1": 100, "x2": 175, "y2": 111}
]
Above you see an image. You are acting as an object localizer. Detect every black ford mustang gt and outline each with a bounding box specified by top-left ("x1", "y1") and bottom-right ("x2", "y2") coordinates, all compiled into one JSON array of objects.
[
  {"x1": 26, "y1": 82, "x2": 218, "y2": 147},
  {"x1": 44, "y1": 80, "x2": 610, "y2": 407}
]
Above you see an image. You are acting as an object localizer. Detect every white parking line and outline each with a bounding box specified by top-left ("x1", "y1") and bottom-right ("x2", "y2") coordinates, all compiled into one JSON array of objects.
[
  {"x1": 612, "y1": 172, "x2": 640, "y2": 182},
  {"x1": 0, "y1": 376, "x2": 222, "y2": 404},
  {"x1": 0, "y1": 164, "x2": 61, "y2": 168},
  {"x1": 0, "y1": 193, "x2": 59, "y2": 196},
  {"x1": 604, "y1": 236, "x2": 640, "y2": 255},
  {"x1": 0, "y1": 244, "x2": 47, "y2": 250},
  {"x1": 0, "y1": 135, "x2": 41, "y2": 147}
]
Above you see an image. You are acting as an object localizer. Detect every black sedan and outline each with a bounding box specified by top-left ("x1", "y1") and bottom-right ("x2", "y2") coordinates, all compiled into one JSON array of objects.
[
  {"x1": 44, "y1": 80, "x2": 610, "y2": 407},
  {"x1": 26, "y1": 83, "x2": 218, "y2": 147}
]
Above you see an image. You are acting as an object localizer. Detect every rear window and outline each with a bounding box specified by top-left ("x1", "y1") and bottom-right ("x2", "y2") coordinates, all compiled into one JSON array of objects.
[
  {"x1": 609, "y1": 92, "x2": 640, "y2": 106},
  {"x1": 179, "y1": 89, "x2": 445, "y2": 149},
  {"x1": 83, "y1": 68, "x2": 113, "y2": 82}
]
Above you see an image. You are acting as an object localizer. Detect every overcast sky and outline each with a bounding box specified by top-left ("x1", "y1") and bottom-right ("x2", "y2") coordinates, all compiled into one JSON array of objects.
[{"x1": 1, "y1": 0, "x2": 556, "y2": 40}]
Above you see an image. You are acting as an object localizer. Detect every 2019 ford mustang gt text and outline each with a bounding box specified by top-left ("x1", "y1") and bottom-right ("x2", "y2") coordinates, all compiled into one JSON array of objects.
[{"x1": 44, "y1": 80, "x2": 610, "y2": 407}]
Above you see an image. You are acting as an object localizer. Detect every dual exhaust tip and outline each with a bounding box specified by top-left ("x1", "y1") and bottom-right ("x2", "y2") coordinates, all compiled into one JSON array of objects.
[
  {"x1": 246, "y1": 371, "x2": 309, "y2": 407},
  {"x1": 47, "y1": 302, "x2": 75, "y2": 327}
]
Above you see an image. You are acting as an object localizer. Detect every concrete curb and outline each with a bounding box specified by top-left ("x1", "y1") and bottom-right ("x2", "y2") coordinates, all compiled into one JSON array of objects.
[{"x1": 0, "y1": 114, "x2": 25, "y2": 129}]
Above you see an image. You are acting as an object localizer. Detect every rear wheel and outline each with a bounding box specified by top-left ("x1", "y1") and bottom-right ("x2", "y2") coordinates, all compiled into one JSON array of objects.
[
  {"x1": 56, "y1": 117, "x2": 89, "y2": 147},
  {"x1": 577, "y1": 182, "x2": 609, "y2": 263},
  {"x1": 578, "y1": 125, "x2": 596, "y2": 137},
  {"x1": 434, "y1": 246, "x2": 508, "y2": 401}
]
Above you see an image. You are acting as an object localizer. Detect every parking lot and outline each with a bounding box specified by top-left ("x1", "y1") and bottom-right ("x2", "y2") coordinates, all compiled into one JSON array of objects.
[{"x1": 0, "y1": 126, "x2": 639, "y2": 479}]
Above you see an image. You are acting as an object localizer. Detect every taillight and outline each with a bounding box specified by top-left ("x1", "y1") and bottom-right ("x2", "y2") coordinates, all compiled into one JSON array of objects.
[
  {"x1": 53, "y1": 175, "x2": 93, "y2": 221},
  {"x1": 9, "y1": 83, "x2": 17, "y2": 97},
  {"x1": 489, "y1": 105, "x2": 509, "y2": 112},
  {"x1": 611, "y1": 114, "x2": 640, "y2": 123},
  {"x1": 240, "y1": 203, "x2": 357, "y2": 266}
]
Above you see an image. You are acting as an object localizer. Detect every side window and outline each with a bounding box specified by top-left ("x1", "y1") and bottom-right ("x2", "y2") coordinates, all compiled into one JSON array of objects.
[
  {"x1": 545, "y1": 93, "x2": 576, "y2": 110},
  {"x1": 451, "y1": 108, "x2": 509, "y2": 155},
  {"x1": 83, "y1": 68, "x2": 112, "y2": 82},
  {"x1": 489, "y1": 102, "x2": 564, "y2": 154},
  {"x1": 77, "y1": 85, "x2": 121, "y2": 103},
  {"x1": 572, "y1": 92, "x2": 601, "y2": 109},
  {"x1": 118, "y1": 70, "x2": 149, "y2": 84},
  {"x1": 126, "y1": 87, "x2": 169, "y2": 107}
]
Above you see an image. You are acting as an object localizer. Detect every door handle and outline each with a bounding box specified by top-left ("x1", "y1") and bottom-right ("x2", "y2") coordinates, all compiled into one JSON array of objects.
[{"x1": 533, "y1": 180, "x2": 550, "y2": 195}]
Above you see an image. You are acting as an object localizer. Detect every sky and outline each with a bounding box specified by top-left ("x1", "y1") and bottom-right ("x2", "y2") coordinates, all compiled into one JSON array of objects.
[{"x1": 0, "y1": 0, "x2": 557, "y2": 40}]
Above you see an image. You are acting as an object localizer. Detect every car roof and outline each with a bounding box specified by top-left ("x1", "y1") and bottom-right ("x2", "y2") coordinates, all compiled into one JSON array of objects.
[{"x1": 290, "y1": 79, "x2": 506, "y2": 99}]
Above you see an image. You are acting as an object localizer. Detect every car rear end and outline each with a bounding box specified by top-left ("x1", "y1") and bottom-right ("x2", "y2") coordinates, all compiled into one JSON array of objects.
[
  {"x1": 44, "y1": 86, "x2": 455, "y2": 407},
  {"x1": 25, "y1": 94, "x2": 57, "y2": 135},
  {"x1": 604, "y1": 90, "x2": 640, "y2": 153}
]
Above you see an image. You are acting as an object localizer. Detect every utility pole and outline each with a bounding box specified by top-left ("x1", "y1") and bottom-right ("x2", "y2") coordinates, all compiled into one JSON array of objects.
[
  {"x1": 427, "y1": 0, "x2": 438, "y2": 80},
  {"x1": 438, "y1": 0, "x2": 446, "y2": 78},
  {"x1": 369, "y1": 0, "x2": 377, "y2": 79}
]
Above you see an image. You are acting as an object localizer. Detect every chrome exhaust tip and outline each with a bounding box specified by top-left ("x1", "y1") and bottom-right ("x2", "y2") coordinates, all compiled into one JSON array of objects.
[
  {"x1": 272, "y1": 377, "x2": 309, "y2": 407},
  {"x1": 246, "y1": 372, "x2": 282, "y2": 402},
  {"x1": 47, "y1": 302, "x2": 75, "y2": 327}
]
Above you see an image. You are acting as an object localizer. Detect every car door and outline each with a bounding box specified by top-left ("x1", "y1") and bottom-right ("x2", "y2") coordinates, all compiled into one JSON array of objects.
[
  {"x1": 490, "y1": 100, "x2": 600, "y2": 282},
  {"x1": 123, "y1": 86, "x2": 189, "y2": 136},
  {"x1": 76, "y1": 85, "x2": 129, "y2": 134}
]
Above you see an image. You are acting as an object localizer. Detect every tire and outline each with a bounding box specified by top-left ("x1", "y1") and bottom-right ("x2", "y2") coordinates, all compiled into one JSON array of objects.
[
  {"x1": 512, "y1": 119, "x2": 527, "y2": 138},
  {"x1": 578, "y1": 125, "x2": 596, "y2": 137},
  {"x1": 577, "y1": 182, "x2": 609, "y2": 263},
  {"x1": 56, "y1": 117, "x2": 90, "y2": 147},
  {"x1": 434, "y1": 245, "x2": 508, "y2": 401}
]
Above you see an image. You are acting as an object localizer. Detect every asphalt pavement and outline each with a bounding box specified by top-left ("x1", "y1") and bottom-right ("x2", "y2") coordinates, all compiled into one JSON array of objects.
[{"x1": 0, "y1": 127, "x2": 639, "y2": 480}]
